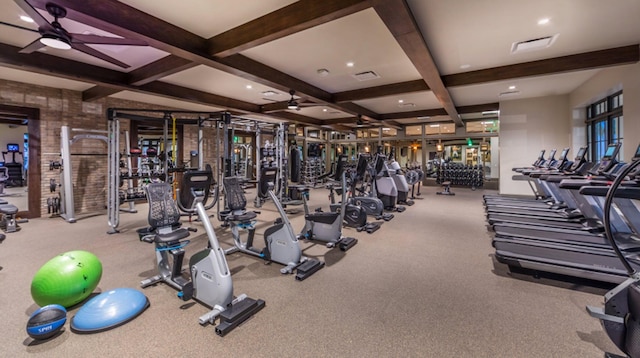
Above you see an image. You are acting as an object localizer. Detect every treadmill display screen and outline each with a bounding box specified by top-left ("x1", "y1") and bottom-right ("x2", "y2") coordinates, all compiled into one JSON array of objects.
[
  {"x1": 576, "y1": 147, "x2": 586, "y2": 159},
  {"x1": 559, "y1": 148, "x2": 569, "y2": 160},
  {"x1": 603, "y1": 145, "x2": 617, "y2": 159},
  {"x1": 634, "y1": 144, "x2": 640, "y2": 159},
  {"x1": 7, "y1": 143, "x2": 19, "y2": 152}
]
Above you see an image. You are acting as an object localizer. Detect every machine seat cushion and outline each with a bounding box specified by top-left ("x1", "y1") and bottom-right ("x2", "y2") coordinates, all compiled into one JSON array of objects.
[
  {"x1": 228, "y1": 211, "x2": 257, "y2": 223},
  {"x1": 442, "y1": 181, "x2": 451, "y2": 186},
  {"x1": 155, "y1": 227, "x2": 190, "y2": 244},
  {"x1": 0, "y1": 204, "x2": 18, "y2": 215},
  {"x1": 0, "y1": 199, "x2": 7, "y2": 205},
  {"x1": 305, "y1": 212, "x2": 339, "y2": 225}
]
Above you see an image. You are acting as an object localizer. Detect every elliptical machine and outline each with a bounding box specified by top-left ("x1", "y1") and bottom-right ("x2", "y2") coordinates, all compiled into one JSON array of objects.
[
  {"x1": 350, "y1": 154, "x2": 394, "y2": 221},
  {"x1": 324, "y1": 157, "x2": 381, "y2": 234},
  {"x1": 372, "y1": 153, "x2": 405, "y2": 213},
  {"x1": 140, "y1": 174, "x2": 265, "y2": 336},
  {"x1": 222, "y1": 176, "x2": 324, "y2": 280},
  {"x1": 387, "y1": 154, "x2": 414, "y2": 206}
]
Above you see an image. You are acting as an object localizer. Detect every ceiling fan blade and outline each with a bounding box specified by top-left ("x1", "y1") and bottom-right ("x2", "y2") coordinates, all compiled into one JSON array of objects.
[
  {"x1": 0, "y1": 21, "x2": 40, "y2": 33},
  {"x1": 70, "y1": 33, "x2": 147, "y2": 46},
  {"x1": 71, "y1": 43, "x2": 131, "y2": 68},
  {"x1": 13, "y1": 0, "x2": 51, "y2": 28},
  {"x1": 18, "y1": 38, "x2": 46, "y2": 53}
]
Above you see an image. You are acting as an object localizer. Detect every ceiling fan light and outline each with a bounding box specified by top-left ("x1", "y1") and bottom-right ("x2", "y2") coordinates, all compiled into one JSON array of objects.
[
  {"x1": 287, "y1": 100, "x2": 298, "y2": 110},
  {"x1": 40, "y1": 35, "x2": 71, "y2": 50}
]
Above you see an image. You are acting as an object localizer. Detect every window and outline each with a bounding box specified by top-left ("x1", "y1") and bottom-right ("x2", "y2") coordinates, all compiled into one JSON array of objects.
[
  {"x1": 586, "y1": 91, "x2": 623, "y2": 160},
  {"x1": 381, "y1": 127, "x2": 397, "y2": 137},
  {"x1": 466, "y1": 120, "x2": 499, "y2": 133},
  {"x1": 405, "y1": 125, "x2": 422, "y2": 136},
  {"x1": 425, "y1": 123, "x2": 454, "y2": 135}
]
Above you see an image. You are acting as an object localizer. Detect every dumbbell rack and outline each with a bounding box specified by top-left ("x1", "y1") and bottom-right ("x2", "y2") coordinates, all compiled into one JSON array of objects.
[{"x1": 301, "y1": 157, "x2": 323, "y2": 187}]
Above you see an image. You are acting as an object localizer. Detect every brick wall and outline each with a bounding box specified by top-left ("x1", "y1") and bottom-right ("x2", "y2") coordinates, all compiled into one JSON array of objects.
[{"x1": 0, "y1": 79, "x2": 221, "y2": 217}]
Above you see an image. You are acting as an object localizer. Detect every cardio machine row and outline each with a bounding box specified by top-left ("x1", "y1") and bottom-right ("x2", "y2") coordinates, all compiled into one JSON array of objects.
[{"x1": 484, "y1": 142, "x2": 640, "y2": 284}]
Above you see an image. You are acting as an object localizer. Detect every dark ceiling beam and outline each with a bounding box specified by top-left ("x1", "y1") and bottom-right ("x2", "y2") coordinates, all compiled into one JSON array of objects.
[
  {"x1": 82, "y1": 55, "x2": 197, "y2": 102},
  {"x1": 209, "y1": 0, "x2": 370, "y2": 57},
  {"x1": 128, "y1": 55, "x2": 198, "y2": 86},
  {"x1": 442, "y1": 44, "x2": 640, "y2": 87},
  {"x1": 380, "y1": 108, "x2": 446, "y2": 121},
  {"x1": 82, "y1": 86, "x2": 121, "y2": 102},
  {"x1": 458, "y1": 103, "x2": 500, "y2": 114},
  {"x1": 0, "y1": 43, "x2": 129, "y2": 85},
  {"x1": 333, "y1": 79, "x2": 429, "y2": 103},
  {"x1": 370, "y1": 0, "x2": 462, "y2": 126}
]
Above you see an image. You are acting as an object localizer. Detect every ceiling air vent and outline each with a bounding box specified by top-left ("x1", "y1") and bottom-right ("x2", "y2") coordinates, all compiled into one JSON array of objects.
[
  {"x1": 261, "y1": 90, "x2": 278, "y2": 96},
  {"x1": 511, "y1": 34, "x2": 558, "y2": 54},
  {"x1": 352, "y1": 71, "x2": 380, "y2": 81}
]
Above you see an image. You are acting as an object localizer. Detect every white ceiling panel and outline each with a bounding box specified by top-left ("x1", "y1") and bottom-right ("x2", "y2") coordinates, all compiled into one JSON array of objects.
[
  {"x1": 160, "y1": 65, "x2": 290, "y2": 105},
  {"x1": 354, "y1": 91, "x2": 441, "y2": 114},
  {"x1": 409, "y1": 0, "x2": 640, "y2": 75},
  {"x1": 241, "y1": 8, "x2": 421, "y2": 93},
  {"x1": 119, "y1": 0, "x2": 297, "y2": 38}
]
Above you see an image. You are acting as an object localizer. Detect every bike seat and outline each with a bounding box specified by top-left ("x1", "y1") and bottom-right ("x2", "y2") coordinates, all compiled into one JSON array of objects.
[{"x1": 155, "y1": 227, "x2": 190, "y2": 244}]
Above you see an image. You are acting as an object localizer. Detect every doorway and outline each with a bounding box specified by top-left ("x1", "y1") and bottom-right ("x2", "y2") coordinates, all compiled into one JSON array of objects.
[{"x1": 0, "y1": 104, "x2": 40, "y2": 218}]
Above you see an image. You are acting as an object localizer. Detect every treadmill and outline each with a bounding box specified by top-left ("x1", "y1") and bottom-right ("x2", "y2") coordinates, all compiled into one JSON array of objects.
[
  {"x1": 485, "y1": 147, "x2": 589, "y2": 212},
  {"x1": 492, "y1": 143, "x2": 640, "y2": 284},
  {"x1": 486, "y1": 143, "x2": 621, "y2": 230}
]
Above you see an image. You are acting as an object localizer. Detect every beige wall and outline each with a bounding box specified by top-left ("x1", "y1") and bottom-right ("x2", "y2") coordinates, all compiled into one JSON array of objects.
[
  {"x1": 497, "y1": 61, "x2": 640, "y2": 195},
  {"x1": 498, "y1": 95, "x2": 572, "y2": 195}
]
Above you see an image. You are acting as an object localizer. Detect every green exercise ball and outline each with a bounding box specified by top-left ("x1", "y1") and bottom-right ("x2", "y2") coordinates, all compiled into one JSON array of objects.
[{"x1": 30, "y1": 250, "x2": 103, "y2": 308}]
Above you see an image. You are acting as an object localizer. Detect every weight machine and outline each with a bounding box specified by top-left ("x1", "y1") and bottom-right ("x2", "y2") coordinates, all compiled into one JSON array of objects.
[
  {"x1": 49, "y1": 125, "x2": 110, "y2": 223},
  {"x1": 107, "y1": 108, "x2": 219, "y2": 234}
]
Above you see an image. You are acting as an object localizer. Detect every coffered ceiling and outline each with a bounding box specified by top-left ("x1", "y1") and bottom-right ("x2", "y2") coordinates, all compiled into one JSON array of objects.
[{"x1": 0, "y1": 0, "x2": 637, "y2": 132}]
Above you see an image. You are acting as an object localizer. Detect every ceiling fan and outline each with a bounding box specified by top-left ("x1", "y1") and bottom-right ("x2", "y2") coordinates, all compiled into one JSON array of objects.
[
  {"x1": 1, "y1": 0, "x2": 148, "y2": 68},
  {"x1": 286, "y1": 89, "x2": 324, "y2": 111}
]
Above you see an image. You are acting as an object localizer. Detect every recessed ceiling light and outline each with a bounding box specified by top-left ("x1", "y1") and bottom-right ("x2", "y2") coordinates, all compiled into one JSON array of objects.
[
  {"x1": 322, "y1": 108, "x2": 328, "y2": 112},
  {"x1": 245, "y1": 85, "x2": 252, "y2": 89},
  {"x1": 20, "y1": 15, "x2": 34, "y2": 23},
  {"x1": 460, "y1": 64, "x2": 471, "y2": 69},
  {"x1": 346, "y1": 62, "x2": 354, "y2": 67},
  {"x1": 398, "y1": 99, "x2": 404, "y2": 103},
  {"x1": 537, "y1": 18, "x2": 550, "y2": 25},
  {"x1": 508, "y1": 85, "x2": 516, "y2": 90}
]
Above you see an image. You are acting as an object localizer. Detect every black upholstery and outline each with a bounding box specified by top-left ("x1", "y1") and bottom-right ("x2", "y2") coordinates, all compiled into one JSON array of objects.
[
  {"x1": 145, "y1": 182, "x2": 182, "y2": 230},
  {"x1": 223, "y1": 176, "x2": 257, "y2": 222},
  {"x1": 179, "y1": 165, "x2": 213, "y2": 211}
]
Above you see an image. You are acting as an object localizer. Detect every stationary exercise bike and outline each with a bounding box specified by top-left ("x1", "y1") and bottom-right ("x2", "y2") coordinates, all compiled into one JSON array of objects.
[
  {"x1": 140, "y1": 177, "x2": 265, "y2": 336},
  {"x1": 222, "y1": 176, "x2": 324, "y2": 280}
]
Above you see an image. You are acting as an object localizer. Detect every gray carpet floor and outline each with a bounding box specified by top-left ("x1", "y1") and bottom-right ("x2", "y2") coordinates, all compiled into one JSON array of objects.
[{"x1": 0, "y1": 185, "x2": 623, "y2": 357}]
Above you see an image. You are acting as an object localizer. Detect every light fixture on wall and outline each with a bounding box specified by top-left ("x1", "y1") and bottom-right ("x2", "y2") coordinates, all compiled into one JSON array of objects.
[{"x1": 436, "y1": 139, "x2": 443, "y2": 152}]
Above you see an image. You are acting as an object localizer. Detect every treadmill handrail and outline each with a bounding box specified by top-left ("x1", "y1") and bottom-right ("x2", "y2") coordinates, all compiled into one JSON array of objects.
[{"x1": 603, "y1": 159, "x2": 640, "y2": 276}]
